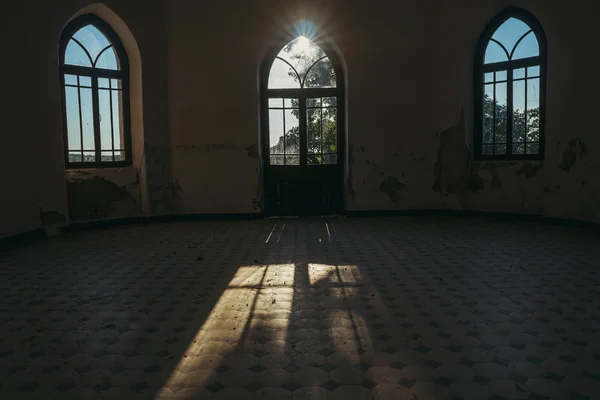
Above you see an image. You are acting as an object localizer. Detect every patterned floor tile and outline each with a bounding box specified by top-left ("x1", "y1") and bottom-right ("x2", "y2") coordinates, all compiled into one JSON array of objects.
[{"x1": 0, "y1": 217, "x2": 599, "y2": 399}]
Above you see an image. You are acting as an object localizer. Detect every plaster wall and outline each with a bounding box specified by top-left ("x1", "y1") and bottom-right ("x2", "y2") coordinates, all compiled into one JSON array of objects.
[{"x1": 2, "y1": 0, "x2": 599, "y2": 238}]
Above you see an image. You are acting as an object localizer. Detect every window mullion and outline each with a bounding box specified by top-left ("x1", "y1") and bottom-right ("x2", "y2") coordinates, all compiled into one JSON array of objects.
[
  {"x1": 92, "y1": 76, "x2": 102, "y2": 165},
  {"x1": 507, "y1": 69, "x2": 514, "y2": 156}
]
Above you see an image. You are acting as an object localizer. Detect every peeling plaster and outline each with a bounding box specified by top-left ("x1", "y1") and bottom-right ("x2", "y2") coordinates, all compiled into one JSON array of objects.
[
  {"x1": 515, "y1": 163, "x2": 543, "y2": 178},
  {"x1": 433, "y1": 108, "x2": 469, "y2": 206},
  {"x1": 379, "y1": 176, "x2": 405, "y2": 204},
  {"x1": 559, "y1": 139, "x2": 589, "y2": 173},
  {"x1": 468, "y1": 170, "x2": 485, "y2": 193},
  {"x1": 66, "y1": 176, "x2": 138, "y2": 221}
]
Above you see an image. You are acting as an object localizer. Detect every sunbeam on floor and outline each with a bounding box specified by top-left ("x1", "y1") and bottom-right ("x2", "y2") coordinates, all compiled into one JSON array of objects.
[{"x1": 0, "y1": 217, "x2": 599, "y2": 400}]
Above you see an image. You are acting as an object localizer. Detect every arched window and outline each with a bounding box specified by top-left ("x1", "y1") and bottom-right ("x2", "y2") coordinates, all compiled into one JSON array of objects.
[
  {"x1": 261, "y1": 35, "x2": 345, "y2": 215},
  {"x1": 474, "y1": 8, "x2": 547, "y2": 160},
  {"x1": 60, "y1": 15, "x2": 131, "y2": 167}
]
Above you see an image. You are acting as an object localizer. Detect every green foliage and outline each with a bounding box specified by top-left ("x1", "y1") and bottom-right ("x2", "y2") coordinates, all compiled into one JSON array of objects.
[
  {"x1": 269, "y1": 40, "x2": 338, "y2": 164},
  {"x1": 483, "y1": 94, "x2": 540, "y2": 154}
]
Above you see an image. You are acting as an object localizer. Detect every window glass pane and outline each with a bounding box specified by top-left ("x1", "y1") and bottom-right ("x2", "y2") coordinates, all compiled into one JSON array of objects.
[
  {"x1": 111, "y1": 79, "x2": 121, "y2": 90},
  {"x1": 527, "y1": 78, "x2": 540, "y2": 143},
  {"x1": 483, "y1": 84, "x2": 494, "y2": 144},
  {"x1": 324, "y1": 154, "x2": 337, "y2": 165},
  {"x1": 80, "y1": 87, "x2": 95, "y2": 151},
  {"x1": 268, "y1": 58, "x2": 301, "y2": 89},
  {"x1": 98, "y1": 78, "x2": 110, "y2": 88},
  {"x1": 306, "y1": 98, "x2": 321, "y2": 108},
  {"x1": 99, "y1": 89, "x2": 113, "y2": 150},
  {"x1": 526, "y1": 143, "x2": 540, "y2": 155},
  {"x1": 95, "y1": 46, "x2": 119, "y2": 70},
  {"x1": 482, "y1": 145, "x2": 494, "y2": 155},
  {"x1": 65, "y1": 40, "x2": 92, "y2": 67},
  {"x1": 304, "y1": 57, "x2": 336, "y2": 88},
  {"x1": 285, "y1": 155, "x2": 299, "y2": 165},
  {"x1": 494, "y1": 144, "x2": 507, "y2": 155},
  {"x1": 69, "y1": 152, "x2": 82, "y2": 163},
  {"x1": 83, "y1": 151, "x2": 95, "y2": 162},
  {"x1": 269, "y1": 98, "x2": 283, "y2": 108},
  {"x1": 72, "y1": 24, "x2": 111, "y2": 62},
  {"x1": 512, "y1": 143, "x2": 525, "y2": 155},
  {"x1": 64, "y1": 74, "x2": 77, "y2": 85},
  {"x1": 513, "y1": 80, "x2": 526, "y2": 144},
  {"x1": 492, "y1": 18, "x2": 531, "y2": 56},
  {"x1": 484, "y1": 73, "x2": 493, "y2": 83},
  {"x1": 527, "y1": 66, "x2": 540, "y2": 77},
  {"x1": 64, "y1": 86, "x2": 81, "y2": 151},
  {"x1": 284, "y1": 98, "x2": 298, "y2": 108},
  {"x1": 484, "y1": 41, "x2": 508, "y2": 64},
  {"x1": 323, "y1": 97, "x2": 337, "y2": 107},
  {"x1": 495, "y1": 82, "x2": 507, "y2": 149},
  {"x1": 514, "y1": 68, "x2": 526, "y2": 80},
  {"x1": 495, "y1": 70, "x2": 507, "y2": 81},
  {"x1": 101, "y1": 151, "x2": 114, "y2": 162},
  {"x1": 270, "y1": 155, "x2": 284, "y2": 165},
  {"x1": 112, "y1": 90, "x2": 124, "y2": 153},
  {"x1": 79, "y1": 76, "x2": 92, "y2": 87},
  {"x1": 512, "y1": 31, "x2": 540, "y2": 60},
  {"x1": 268, "y1": 109, "x2": 284, "y2": 155},
  {"x1": 276, "y1": 36, "x2": 326, "y2": 81},
  {"x1": 307, "y1": 107, "x2": 322, "y2": 164},
  {"x1": 323, "y1": 108, "x2": 337, "y2": 155},
  {"x1": 284, "y1": 109, "x2": 299, "y2": 162}
]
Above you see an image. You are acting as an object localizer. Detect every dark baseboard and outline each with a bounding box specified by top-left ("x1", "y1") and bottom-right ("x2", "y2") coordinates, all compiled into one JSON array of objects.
[
  {"x1": 3, "y1": 209, "x2": 597, "y2": 247},
  {"x1": 62, "y1": 212, "x2": 266, "y2": 233},
  {"x1": 0, "y1": 228, "x2": 46, "y2": 252},
  {"x1": 345, "y1": 209, "x2": 600, "y2": 232}
]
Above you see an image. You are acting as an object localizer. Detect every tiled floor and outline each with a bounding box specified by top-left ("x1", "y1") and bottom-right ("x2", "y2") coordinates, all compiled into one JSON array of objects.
[{"x1": 0, "y1": 216, "x2": 599, "y2": 400}]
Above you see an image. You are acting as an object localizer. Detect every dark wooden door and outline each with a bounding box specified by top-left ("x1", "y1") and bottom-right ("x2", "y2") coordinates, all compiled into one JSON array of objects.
[{"x1": 263, "y1": 93, "x2": 343, "y2": 216}]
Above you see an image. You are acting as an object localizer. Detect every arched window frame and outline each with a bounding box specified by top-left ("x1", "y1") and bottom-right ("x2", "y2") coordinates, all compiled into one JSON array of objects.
[
  {"x1": 474, "y1": 8, "x2": 547, "y2": 161},
  {"x1": 259, "y1": 36, "x2": 345, "y2": 168},
  {"x1": 59, "y1": 14, "x2": 132, "y2": 168}
]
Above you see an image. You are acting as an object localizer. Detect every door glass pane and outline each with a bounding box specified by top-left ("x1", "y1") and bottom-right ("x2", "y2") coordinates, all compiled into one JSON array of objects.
[
  {"x1": 269, "y1": 109, "x2": 284, "y2": 156},
  {"x1": 284, "y1": 109, "x2": 299, "y2": 165},
  {"x1": 268, "y1": 98, "x2": 299, "y2": 165},
  {"x1": 307, "y1": 107, "x2": 322, "y2": 165},
  {"x1": 323, "y1": 107, "x2": 337, "y2": 159},
  {"x1": 306, "y1": 98, "x2": 338, "y2": 165}
]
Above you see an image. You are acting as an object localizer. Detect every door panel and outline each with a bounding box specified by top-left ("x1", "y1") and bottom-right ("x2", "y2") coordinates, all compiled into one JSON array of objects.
[{"x1": 264, "y1": 95, "x2": 343, "y2": 216}]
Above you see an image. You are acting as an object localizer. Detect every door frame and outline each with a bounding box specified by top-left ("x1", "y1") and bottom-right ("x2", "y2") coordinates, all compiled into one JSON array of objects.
[{"x1": 259, "y1": 36, "x2": 346, "y2": 216}]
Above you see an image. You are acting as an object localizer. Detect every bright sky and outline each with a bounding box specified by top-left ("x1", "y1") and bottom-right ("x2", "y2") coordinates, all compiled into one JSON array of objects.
[
  {"x1": 63, "y1": 19, "x2": 541, "y2": 154},
  {"x1": 484, "y1": 17, "x2": 541, "y2": 112},
  {"x1": 267, "y1": 36, "x2": 337, "y2": 151},
  {"x1": 64, "y1": 25, "x2": 122, "y2": 154}
]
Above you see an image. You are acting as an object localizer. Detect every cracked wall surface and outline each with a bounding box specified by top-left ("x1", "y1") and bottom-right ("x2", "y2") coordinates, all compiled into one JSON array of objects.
[
  {"x1": 2, "y1": 0, "x2": 600, "y2": 239},
  {"x1": 65, "y1": 169, "x2": 141, "y2": 221}
]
